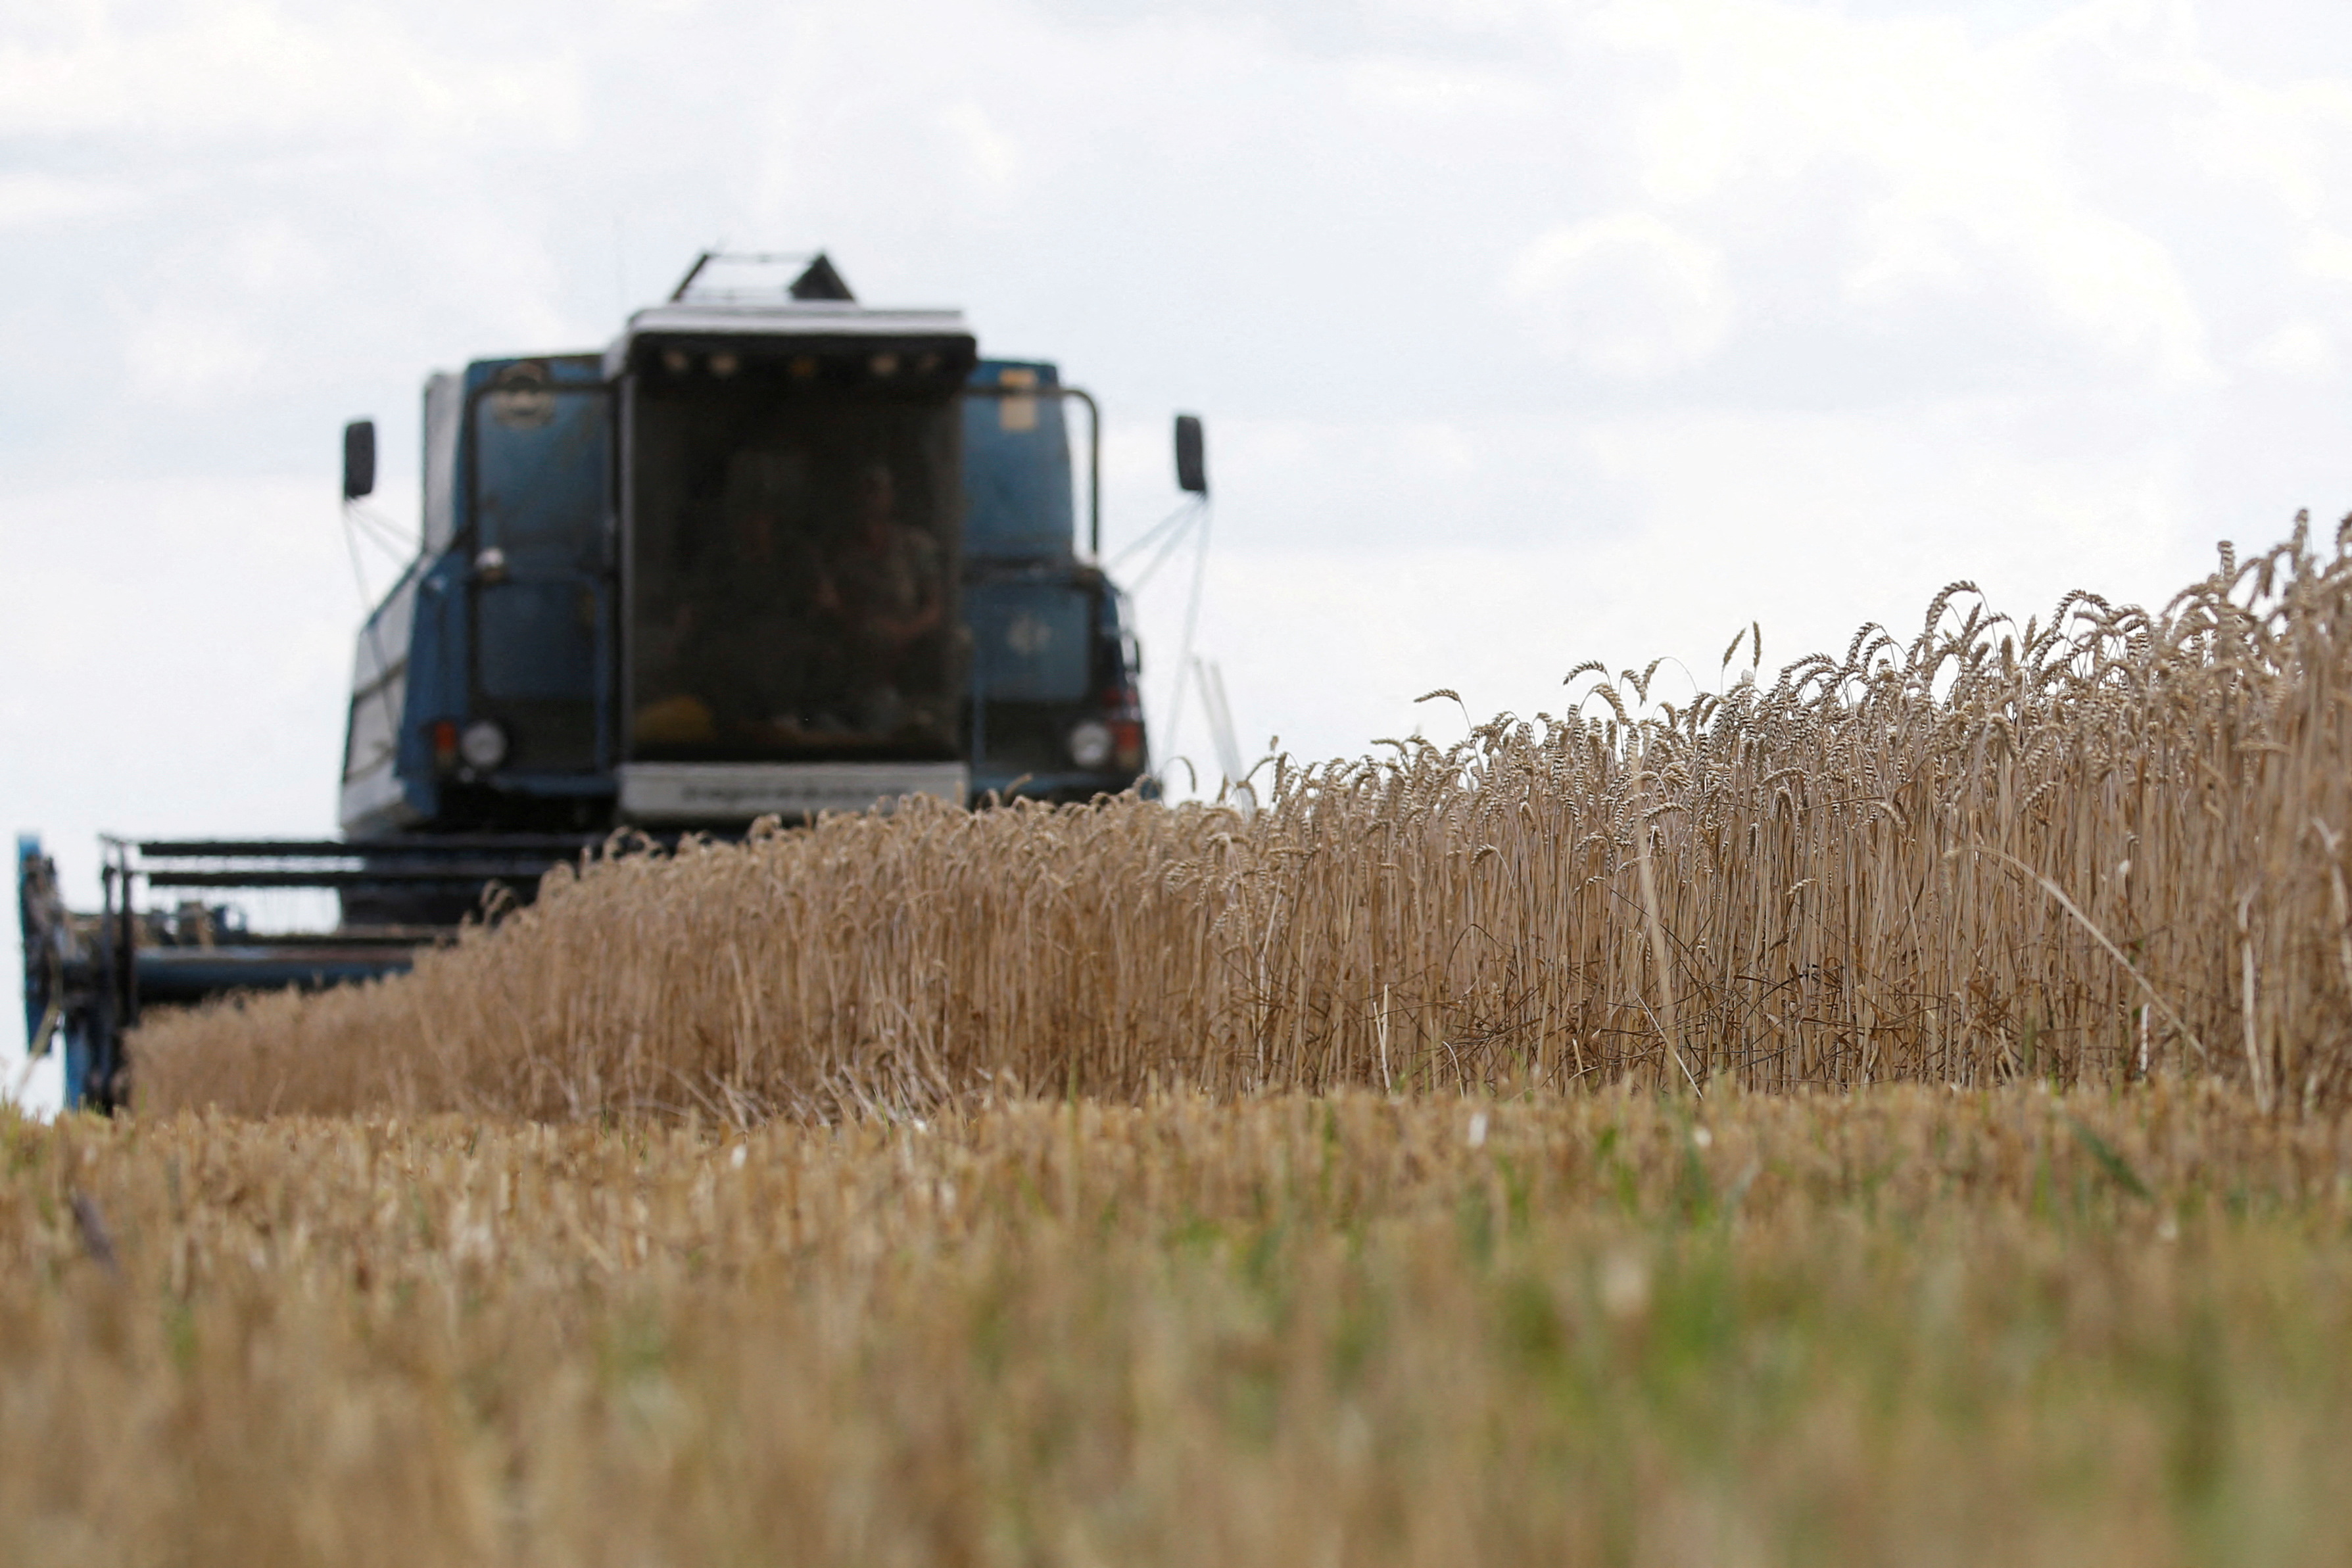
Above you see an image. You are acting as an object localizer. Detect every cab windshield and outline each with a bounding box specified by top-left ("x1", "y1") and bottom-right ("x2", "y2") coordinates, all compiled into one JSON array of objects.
[{"x1": 625, "y1": 346, "x2": 965, "y2": 762}]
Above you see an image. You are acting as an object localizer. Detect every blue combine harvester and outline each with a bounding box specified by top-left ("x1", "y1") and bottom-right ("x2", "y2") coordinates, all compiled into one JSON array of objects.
[{"x1": 18, "y1": 252, "x2": 1205, "y2": 1110}]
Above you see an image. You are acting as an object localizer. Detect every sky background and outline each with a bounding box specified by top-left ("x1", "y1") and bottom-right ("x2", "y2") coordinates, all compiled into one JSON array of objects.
[{"x1": 9, "y1": 0, "x2": 2352, "y2": 1100}]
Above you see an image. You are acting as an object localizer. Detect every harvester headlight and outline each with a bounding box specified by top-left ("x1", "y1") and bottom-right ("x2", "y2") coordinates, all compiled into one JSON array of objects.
[
  {"x1": 1067, "y1": 718, "x2": 1115, "y2": 771},
  {"x1": 458, "y1": 720, "x2": 509, "y2": 772}
]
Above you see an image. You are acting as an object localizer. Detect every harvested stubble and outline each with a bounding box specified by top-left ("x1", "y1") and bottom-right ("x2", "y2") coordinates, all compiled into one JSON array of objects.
[
  {"x1": 7, "y1": 1086, "x2": 2352, "y2": 1567},
  {"x1": 139, "y1": 521, "x2": 2352, "y2": 1118}
]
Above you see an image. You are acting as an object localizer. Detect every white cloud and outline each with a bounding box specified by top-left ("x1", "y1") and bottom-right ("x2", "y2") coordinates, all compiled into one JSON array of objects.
[
  {"x1": 2246, "y1": 318, "x2": 2332, "y2": 377},
  {"x1": 2175, "y1": 56, "x2": 2352, "y2": 224},
  {"x1": 1343, "y1": 57, "x2": 1541, "y2": 116},
  {"x1": 219, "y1": 219, "x2": 333, "y2": 294},
  {"x1": 121, "y1": 306, "x2": 270, "y2": 404},
  {"x1": 1506, "y1": 212, "x2": 1731, "y2": 377},
  {"x1": 2293, "y1": 229, "x2": 2352, "y2": 285},
  {"x1": 1591, "y1": 0, "x2": 2213, "y2": 383},
  {"x1": 1848, "y1": 201, "x2": 2211, "y2": 385},
  {"x1": 940, "y1": 100, "x2": 1024, "y2": 194},
  {"x1": 0, "y1": 173, "x2": 138, "y2": 230},
  {"x1": 0, "y1": 3, "x2": 582, "y2": 143}
]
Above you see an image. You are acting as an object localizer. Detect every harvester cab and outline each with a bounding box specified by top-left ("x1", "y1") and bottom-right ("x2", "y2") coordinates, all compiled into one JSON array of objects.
[
  {"x1": 19, "y1": 252, "x2": 1184, "y2": 1110},
  {"x1": 343, "y1": 252, "x2": 1152, "y2": 840}
]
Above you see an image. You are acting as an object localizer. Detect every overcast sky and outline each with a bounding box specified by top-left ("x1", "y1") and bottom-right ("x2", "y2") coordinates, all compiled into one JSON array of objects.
[{"x1": 9, "y1": 0, "x2": 2352, "y2": 1092}]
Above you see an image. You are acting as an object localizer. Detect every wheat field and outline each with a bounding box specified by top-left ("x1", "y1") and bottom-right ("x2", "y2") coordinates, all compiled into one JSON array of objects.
[
  {"x1": 137, "y1": 520, "x2": 2352, "y2": 1120},
  {"x1": 38, "y1": 523, "x2": 2352, "y2": 1562},
  {"x1": 9, "y1": 1086, "x2": 2352, "y2": 1567}
]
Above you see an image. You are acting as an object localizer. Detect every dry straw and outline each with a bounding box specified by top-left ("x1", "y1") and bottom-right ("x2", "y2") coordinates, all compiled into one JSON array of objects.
[
  {"x1": 16, "y1": 1088, "x2": 2352, "y2": 1566},
  {"x1": 139, "y1": 519, "x2": 2352, "y2": 1119}
]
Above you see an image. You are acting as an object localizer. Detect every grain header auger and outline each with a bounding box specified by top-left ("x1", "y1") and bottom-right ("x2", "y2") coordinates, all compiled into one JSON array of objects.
[{"x1": 18, "y1": 251, "x2": 1212, "y2": 1112}]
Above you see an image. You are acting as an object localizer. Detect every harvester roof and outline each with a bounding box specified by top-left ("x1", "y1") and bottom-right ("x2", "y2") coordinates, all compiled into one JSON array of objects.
[
  {"x1": 602, "y1": 302, "x2": 972, "y2": 379},
  {"x1": 605, "y1": 250, "x2": 971, "y2": 379}
]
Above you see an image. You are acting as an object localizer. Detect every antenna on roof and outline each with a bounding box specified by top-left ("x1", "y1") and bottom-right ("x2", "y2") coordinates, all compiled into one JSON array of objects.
[{"x1": 669, "y1": 251, "x2": 715, "y2": 302}]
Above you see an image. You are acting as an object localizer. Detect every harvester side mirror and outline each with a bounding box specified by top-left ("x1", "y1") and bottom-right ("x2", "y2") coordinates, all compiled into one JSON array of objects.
[
  {"x1": 342, "y1": 419, "x2": 377, "y2": 501},
  {"x1": 1174, "y1": 414, "x2": 1208, "y2": 496}
]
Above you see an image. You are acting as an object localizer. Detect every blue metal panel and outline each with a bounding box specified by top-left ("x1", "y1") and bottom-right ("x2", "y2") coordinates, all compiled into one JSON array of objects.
[
  {"x1": 406, "y1": 557, "x2": 468, "y2": 747},
  {"x1": 478, "y1": 577, "x2": 599, "y2": 704},
  {"x1": 963, "y1": 360, "x2": 1074, "y2": 561},
  {"x1": 467, "y1": 357, "x2": 608, "y2": 710},
  {"x1": 470, "y1": 358, "x2": 607, "y2": 559},
  {"x1": 459, "y1": 356, "x2": 612, "y2": 782},
  {"x1": 968, "y1": 579, "x2": 1092, "y2": 702},
  {"x1": 341, "y1": 561, "x2": 430, "y2": 835},
  {"x1": 390, "y1": 551, "x2": 470, "y2": 824},
  {"x1": 62, "y1": 1016, "x2": 91, "y2": 1110},
  {"x1": 15, "y1": 834, "x2": 42, "y2": 1058},
  {"x1": 454, "y1": 356, "x2": 608, "y2": 540}
]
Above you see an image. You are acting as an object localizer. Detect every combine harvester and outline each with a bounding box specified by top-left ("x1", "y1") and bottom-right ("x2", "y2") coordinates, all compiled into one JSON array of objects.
[{"x1": 18, "y1": 252, "x2": 1209, "y2": 1111}]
